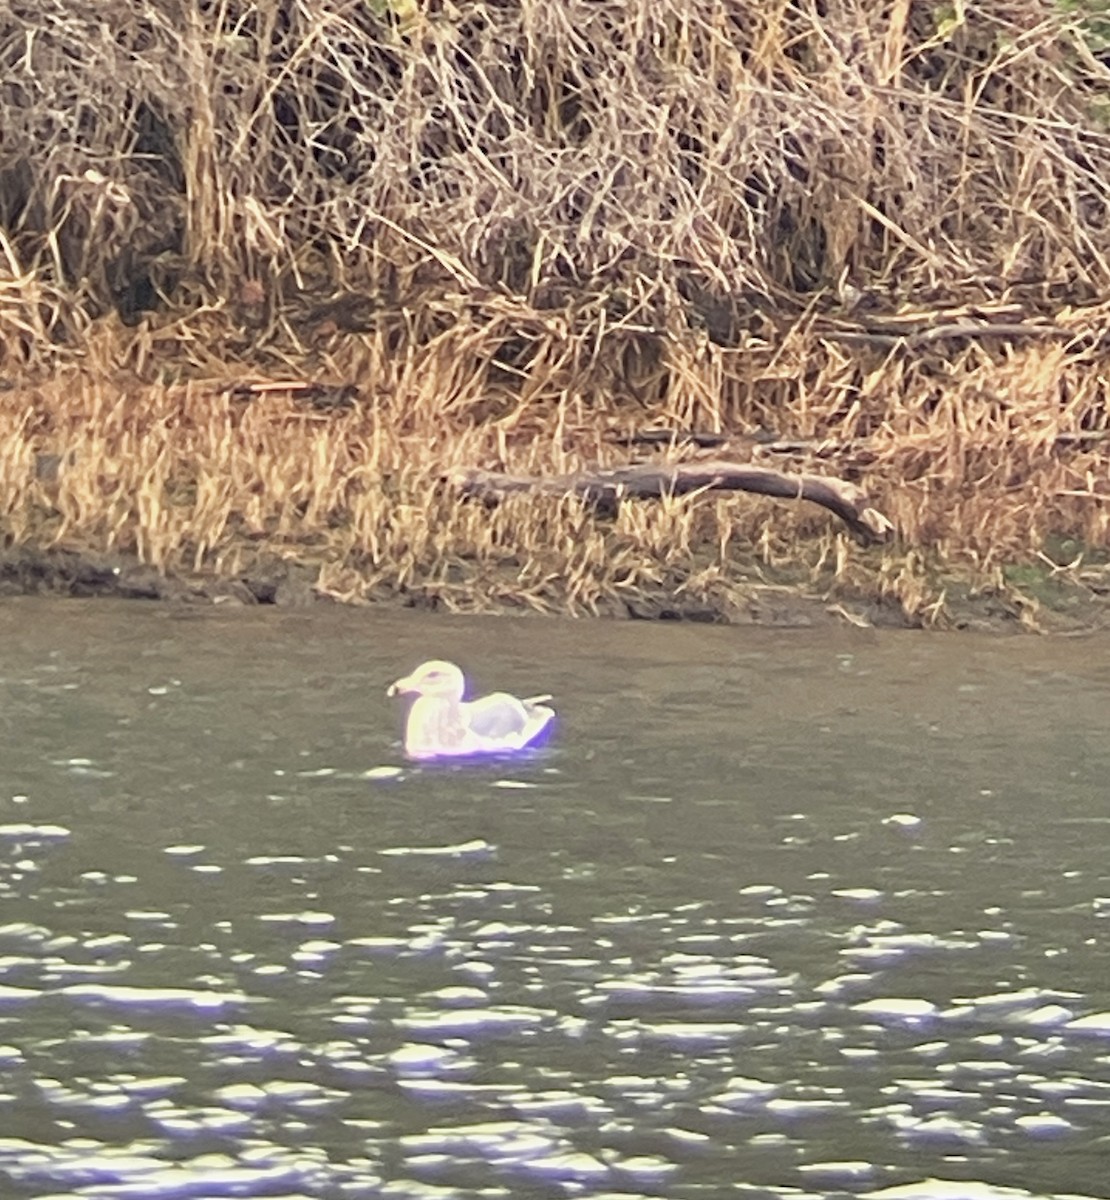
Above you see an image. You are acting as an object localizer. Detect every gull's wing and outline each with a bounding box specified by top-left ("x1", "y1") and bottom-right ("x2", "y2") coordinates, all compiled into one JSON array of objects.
[{"x1": 464, "y1": 692, "x2": 531, "y2": 741}]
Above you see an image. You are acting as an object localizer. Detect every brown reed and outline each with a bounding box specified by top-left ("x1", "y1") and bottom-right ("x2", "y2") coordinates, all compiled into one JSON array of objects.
[{"x1": 1, "y1": 1, "x2": 1109, "y2": 628}]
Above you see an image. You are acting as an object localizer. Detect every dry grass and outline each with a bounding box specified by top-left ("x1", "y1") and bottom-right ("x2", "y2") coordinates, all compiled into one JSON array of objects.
[{"x1": 2, "y1": 1, "x2": 1110, "y2": 626}]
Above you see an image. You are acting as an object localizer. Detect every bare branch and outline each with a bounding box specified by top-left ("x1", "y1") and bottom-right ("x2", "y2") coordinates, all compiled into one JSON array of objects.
[{"x1": 448, "y1": 462, "x2": 893, "y2": 542}]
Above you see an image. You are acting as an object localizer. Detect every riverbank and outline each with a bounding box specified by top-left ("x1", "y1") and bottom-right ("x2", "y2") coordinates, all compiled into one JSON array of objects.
[
  {"x1": 1, "y1": 360, "x2": 1108, "y2": 633},
  {"x1": 2, "y1": 3, "x2": 1109, "y2": 630},
  {"x1": 5, "y1": 539, "x2": 1108, "y2": 633}
]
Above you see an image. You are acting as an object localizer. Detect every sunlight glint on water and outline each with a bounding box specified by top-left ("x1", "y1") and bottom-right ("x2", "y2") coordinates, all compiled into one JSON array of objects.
[{"x1": 1, "y1": 599, "x2": 1109, "y2": 1199}]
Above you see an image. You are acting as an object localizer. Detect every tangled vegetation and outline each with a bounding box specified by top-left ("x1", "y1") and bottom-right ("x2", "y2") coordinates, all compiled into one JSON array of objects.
[{"x1": 2, "y1": 0, "x2": 1110, "y2": 628}]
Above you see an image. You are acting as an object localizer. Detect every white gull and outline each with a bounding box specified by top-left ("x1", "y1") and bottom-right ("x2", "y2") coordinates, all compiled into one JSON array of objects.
[{"x1": 387, "y1": 660, "x2": 555, "y2": 760}]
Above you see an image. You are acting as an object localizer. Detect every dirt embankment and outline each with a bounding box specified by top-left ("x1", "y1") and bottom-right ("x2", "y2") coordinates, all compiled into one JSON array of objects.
[{"x1": 2, "y1": 2, "x2": 1110, "y2": 631}]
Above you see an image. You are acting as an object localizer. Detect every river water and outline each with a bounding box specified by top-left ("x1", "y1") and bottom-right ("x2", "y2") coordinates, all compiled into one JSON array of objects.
[{"x1": 1, "y1": 598, "x2": 1109, "y2": 1200}]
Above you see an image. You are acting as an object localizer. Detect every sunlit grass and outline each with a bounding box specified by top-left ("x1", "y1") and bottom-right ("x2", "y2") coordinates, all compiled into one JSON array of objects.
[
  {"x1": 1, "y1": 3, "x2": 1109, "y2": 626},
  {"x1": 1, "y1": 315, "x2": 1108, "y2": 628}
]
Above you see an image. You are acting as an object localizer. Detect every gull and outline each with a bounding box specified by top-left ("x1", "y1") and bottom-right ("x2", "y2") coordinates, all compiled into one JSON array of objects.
[{"x1": 387, "y1": 660, "x2": 555, "y2": 760}]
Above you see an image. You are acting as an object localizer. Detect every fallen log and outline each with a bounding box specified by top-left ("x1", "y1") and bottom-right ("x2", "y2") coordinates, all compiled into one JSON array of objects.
[
  {"x1": 614, "y1": 427, "x2": 1110, "y2": 454},
  {"x1": 819, "y1": 321, "x2": 1073, "y2": 350},
  {"x1": 447, "y1": 461, "x2": 893, "y2": 541},
  {"x1": 610, "y1": 428, "x2": 844, "y2": 456}
]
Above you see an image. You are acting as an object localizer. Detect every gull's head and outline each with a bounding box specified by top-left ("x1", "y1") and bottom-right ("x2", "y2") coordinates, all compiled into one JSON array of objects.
[{"x1": 387, "y1": 660, "x2": 466, "y2": 702}]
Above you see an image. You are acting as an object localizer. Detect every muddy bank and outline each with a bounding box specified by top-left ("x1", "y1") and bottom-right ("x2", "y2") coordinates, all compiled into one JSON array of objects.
[
  {"x1": 0, "y1": 545, "x2": 320, "y2": 609},
  {"x1": 5, "y1": 542, "x2": 1108, "y2": 635}
]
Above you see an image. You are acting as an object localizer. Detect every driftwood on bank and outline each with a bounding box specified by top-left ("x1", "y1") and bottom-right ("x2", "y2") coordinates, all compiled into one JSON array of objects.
[
  {"x1": 613, "y1": 427, "x2": 1110, "y2": 454},
  {"x1": 448, "y1": 462, "x2": 893, "y2": 541}
]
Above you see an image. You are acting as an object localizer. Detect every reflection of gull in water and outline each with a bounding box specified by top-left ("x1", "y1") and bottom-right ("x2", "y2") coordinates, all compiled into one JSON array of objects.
[{"x1": 387, "y1": 660, "x2": 555, "y2": 760}]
